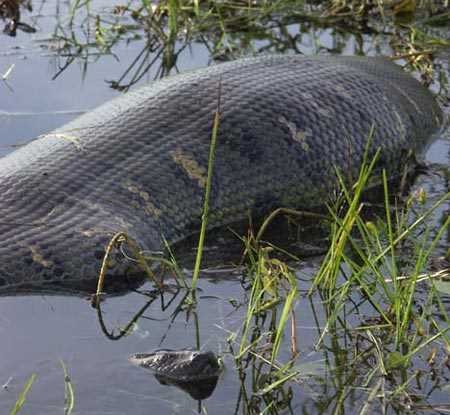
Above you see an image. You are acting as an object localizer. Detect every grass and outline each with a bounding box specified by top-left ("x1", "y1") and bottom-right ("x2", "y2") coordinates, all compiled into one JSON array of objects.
[
  {"x1": 9, "y1": 374, "x2": 36, "y2": 415},
  {"x1": 227, "y1": 231, "x2": 300, "y2": 413},
  {"x1": 190, "y1": 79, "x2": 222, "y2": 295},
  {"x1": 40, "y1": 0, "x2": 449, "y2": 91},
  {"x1": 223, "y1": 161, "x2": 449, "y2": 412},
  {"x1": 9, "y1": 361, "x2": 76, "y2": 415}
]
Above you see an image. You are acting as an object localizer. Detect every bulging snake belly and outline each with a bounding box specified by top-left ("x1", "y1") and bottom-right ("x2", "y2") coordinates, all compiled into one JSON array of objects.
[{"x1": 0, "y1": 55, "x2": 443, "y2": 294}]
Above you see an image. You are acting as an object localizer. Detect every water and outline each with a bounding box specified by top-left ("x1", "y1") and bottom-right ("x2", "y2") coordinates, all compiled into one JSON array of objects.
[{"x1": 0, "y1": 1, "x2": 449, "y2": 414}]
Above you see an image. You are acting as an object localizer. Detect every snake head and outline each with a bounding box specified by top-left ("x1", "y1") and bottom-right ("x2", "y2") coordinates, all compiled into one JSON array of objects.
[{"x1": 129, "y1": 349, "x2": 222, "y2": 381}]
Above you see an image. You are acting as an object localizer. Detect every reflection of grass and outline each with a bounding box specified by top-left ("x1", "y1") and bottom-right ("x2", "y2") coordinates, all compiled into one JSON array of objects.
[
  {"x1": 223, "y1": 139, "x2": 449, "y2": 413},
  {"x1": 60, "y1": 360, "x2": 75, "y2": 415},
  {"x1": 44, "y1": 0, "x2": 449, "y2": 90}
]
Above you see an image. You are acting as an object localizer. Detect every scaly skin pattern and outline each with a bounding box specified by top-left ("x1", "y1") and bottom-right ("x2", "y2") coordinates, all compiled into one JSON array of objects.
[
  {"x1": 0, "y1": 55, "x2": 443, "y2": 294},
  {"x1": 129, "y1": 350, "x2": 221, "y2": 381}
]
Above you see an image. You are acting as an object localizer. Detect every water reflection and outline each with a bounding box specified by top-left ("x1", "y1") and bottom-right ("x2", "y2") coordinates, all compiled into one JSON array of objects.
[
  {"x1": 6, "y1": 0, "x2": 447, "y2": 92},
  {"x1": 153, "y1": 373, "x2": 219, "y2": 400},
  {"x1": 98, "y1": 283, "x2": 223, "y2": 402}
]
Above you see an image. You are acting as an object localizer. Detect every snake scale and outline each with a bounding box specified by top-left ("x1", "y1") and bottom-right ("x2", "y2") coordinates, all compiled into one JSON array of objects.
[{"x1": 0, "y1": 55, "x2": 443, "y2": 294}]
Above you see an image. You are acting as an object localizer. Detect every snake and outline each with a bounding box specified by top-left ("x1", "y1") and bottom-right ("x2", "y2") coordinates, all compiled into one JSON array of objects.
[
  {"x1": 0, "y1": 54, "x2": 444, "y2": 295},
  {"x1": 130, "y1": 349, "x2": 221, "y2": 381},
  {"x1": 129, "y1": 349, "x2": 221, "y2": 400}
]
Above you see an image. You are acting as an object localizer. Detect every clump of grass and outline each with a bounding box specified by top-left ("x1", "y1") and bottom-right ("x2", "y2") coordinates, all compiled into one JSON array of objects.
[
  {"x1": 310, "y1": 133, "x2": 381, "y2": 292},
  {"x1": 390, "y1": 25, "x2": 450, "y2": 86},
  {"x1": 297, "y1": 149, "x2": 449, "y2": 411},
  {"x1": 308, "y1": 152, "x2": 447, "y2": 338},
  {"x1": 45, "y1": 0, "x2": 449, "y2": 90},
  {"x1": 225, "y1": 222, "x2": 300, "y2": 413},
  {"x1": 224, "y1": 135, "x2": 448, "y2": 412},
  {"x1": 324, "y1": 0, "x2": 449, "y2": 20}
]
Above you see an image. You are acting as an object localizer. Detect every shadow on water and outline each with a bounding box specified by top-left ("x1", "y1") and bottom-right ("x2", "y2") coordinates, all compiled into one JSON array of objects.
[{"x1": 0, "y1": 0, "x2": 449, "y2": 414}]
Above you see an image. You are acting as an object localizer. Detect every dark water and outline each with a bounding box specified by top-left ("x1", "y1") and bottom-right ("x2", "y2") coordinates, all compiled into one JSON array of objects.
[{"x1": 0, "y1": 1, "x2": 449, "y2": 414}]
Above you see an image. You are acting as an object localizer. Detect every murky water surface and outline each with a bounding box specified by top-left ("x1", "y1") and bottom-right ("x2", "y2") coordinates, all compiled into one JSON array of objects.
[{"x1": 0, "y1": 1, "x2": 448, "y2": 414}]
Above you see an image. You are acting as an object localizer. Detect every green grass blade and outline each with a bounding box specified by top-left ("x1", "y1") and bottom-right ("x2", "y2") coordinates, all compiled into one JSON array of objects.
[
  {"x1": 9, "y1": 374, "x2": 36, "y2": 415},
  {"x1": 191, "y1": 84, "x2": 221, "y2": 293}
]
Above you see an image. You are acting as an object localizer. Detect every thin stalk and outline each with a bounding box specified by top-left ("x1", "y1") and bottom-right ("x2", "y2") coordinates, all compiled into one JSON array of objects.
[
  {"x1": 9, "y1": 374, "x2": 36, "y2": 415},
  {"x1": 60, "y1": 360, "x2": 75, "y2": 415},
  {"x1": 190, "y1": 81, "x2": 222, "y2": 293}
]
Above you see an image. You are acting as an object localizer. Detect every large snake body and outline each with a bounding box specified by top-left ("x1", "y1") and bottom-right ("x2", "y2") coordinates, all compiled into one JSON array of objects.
[{"x1": 0, "y1": 55, "x2": 443, "y2": 294}]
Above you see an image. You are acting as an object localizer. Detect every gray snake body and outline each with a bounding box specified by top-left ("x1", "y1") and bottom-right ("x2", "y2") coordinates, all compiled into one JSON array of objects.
[{"x1": 0, "y1": 55, "x2": 443, "y2": 294}]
